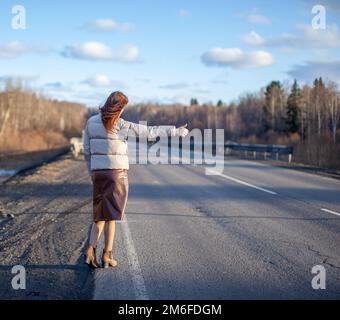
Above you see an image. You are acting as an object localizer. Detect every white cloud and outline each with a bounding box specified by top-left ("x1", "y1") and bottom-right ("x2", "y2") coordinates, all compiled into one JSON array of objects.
[
  {"x1": 288, "y1": 60, "x2": 340, "y2": 84},
  {"x1": 0, "y1": 41, "x2": 48, "y2": 59},
  {"x1": 243, "y1": 31, "x2": 265, "y2": 46},
  {"x1": 86, "y1": 19, "x2": 135, "y2": 32},
  {"x1": 41, "y1": 80, "x2": 113, "y2": 106},
  {"x1": 179, "y1": 9, "x2": 190, "y2": 18},
  {"x1": 39, "y1": 76, "x2": 127, "y2": 106},
  {"x1": 247, "y1": 14, "x2": 272, "y2": 25},
  {"x1": 84, "y1": 74, "x2": 126, "y2": 88},
  {"x1": 244, "y1": 24, "x2": 340, "y2": 49},
  {"x1": 62, "y1": 42, "x2": 140, "y2": 63},
  {"x1": 298, "y1": 24, "x2": 340, "y2": 48},
  {"x1": 202, "y1": 47, "x2": 274, "y2": 69},
  {"x1": 113, "y1": 45, "x2": 140, "y2": 63},
  {"x1": 62, "y1": 42, "x2": 114, "y2": 60},
  {"x1": 86, "y1": 74, "x2": 112, "y2": 87}
]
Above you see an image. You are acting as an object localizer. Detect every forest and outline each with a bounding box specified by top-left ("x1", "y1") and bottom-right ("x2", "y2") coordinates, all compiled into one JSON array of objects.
[
  {"x1": 0, "y1": 77, "x2": 339, "y2": 169},
  {"x1": 0, "y1": 79, "x2": 86, "y2": 154},
  {"x1": 122, "y1": 78, "x2": 340, "y2": 169}
]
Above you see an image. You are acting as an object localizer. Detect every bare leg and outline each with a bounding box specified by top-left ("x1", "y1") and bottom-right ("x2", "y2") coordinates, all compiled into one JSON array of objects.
[
  {"x1": 86, "y1": 221, "x2": 105, "y2": 255},
  {"x1": 102, "y1": 221, "x2": 117, "y2": 268},
  {"x1": 104, "y1": 221, "x2": 116, "y2": 252}
]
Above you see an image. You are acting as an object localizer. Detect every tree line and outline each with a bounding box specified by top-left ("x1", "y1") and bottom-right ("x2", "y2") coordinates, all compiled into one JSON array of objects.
[
  {"x1": 262, "y1": 78, "x2": 339, "y2": 143},
  {"x1": 1, "y1": 76, "x2": 339, "y2": 170},
  {"x1": 0, "y1": 79, "x2": 86, "y2": 153},
  {"x1": 122, "y1": 78, "x2": 340, "y2": 169}
]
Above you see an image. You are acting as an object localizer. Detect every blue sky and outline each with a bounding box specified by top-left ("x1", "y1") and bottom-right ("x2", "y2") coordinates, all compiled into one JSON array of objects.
[{"x1": 0, "y1": 0, "x2": 339, "y2": 106}]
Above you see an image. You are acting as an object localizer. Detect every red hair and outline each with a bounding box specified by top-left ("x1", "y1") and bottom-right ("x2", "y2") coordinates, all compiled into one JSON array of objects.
[{"x1": 99, "y1": 91, "x2": 129, "y2": 131}]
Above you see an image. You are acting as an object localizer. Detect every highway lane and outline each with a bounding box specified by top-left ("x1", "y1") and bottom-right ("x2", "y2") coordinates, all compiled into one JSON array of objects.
[
  {"x1": 218, "y1": 157, "x2": 340, "y2": 214},
  {"x1": 1, "y1": 153, "x2": 339, "y2": 299},
  {"x1": 95, "y1": 159, "x2": 340, "y2": 300}
]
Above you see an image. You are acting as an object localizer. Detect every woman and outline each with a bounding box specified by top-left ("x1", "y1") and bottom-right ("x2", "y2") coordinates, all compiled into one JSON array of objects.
[{"x1": 83, "y1": 91, "x2": 189, "y2": 268}]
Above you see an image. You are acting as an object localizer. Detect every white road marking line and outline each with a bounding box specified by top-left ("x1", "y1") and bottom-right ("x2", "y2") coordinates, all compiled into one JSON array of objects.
[
  {"x1": 172, "y1": 154, "x2": 277, "y2": 195},
  {"x1": 321, "y1": 208, "x2": 340, "y2": 217},
  {"x1": 121, "y1": 215, "x2": 149, "y2": 300},
  {"x1": 208, "y1": 169, "x2": 278, "y2": 195},
  {"x1": 93, "y1": 217, "x2": 148, "y2": 300}
]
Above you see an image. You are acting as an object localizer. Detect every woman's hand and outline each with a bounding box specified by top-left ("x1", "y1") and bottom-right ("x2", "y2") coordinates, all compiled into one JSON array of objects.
[{"x1": 177, "y1": 124, "x2": 189, "y2": 137}]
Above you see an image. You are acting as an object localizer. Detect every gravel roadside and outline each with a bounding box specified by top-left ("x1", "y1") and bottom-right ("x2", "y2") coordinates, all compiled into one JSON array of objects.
[{"x1": 0, "y1": 153, "x2": 94, "y2": 300}]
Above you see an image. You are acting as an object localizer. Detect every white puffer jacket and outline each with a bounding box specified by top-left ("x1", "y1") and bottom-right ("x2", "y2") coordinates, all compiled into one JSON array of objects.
[{"x1": 83, "y1": 114, "x2": 177, "y2": 174}]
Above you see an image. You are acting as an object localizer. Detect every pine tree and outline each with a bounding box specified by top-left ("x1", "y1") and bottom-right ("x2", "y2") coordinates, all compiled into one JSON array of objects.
[
  {"x1": 190, "y1": 98, "x2": 198, "y2": 106},
  {"x1": 286, "y1": 79, "x2": 301, "y2": 133},
  {"x1": 217, "y1": 100, "x2": 224, "y2": 107}
]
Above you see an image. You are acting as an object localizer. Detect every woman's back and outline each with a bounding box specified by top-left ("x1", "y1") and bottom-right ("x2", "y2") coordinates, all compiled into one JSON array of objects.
[{"x1": 84, "y1": 114, "x2": 130, "y2": 172}]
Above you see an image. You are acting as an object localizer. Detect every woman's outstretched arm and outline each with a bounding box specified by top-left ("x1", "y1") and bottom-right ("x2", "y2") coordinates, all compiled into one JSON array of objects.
[{"x1": 118, "y1": 119, "x2": 189, "y2": 139}]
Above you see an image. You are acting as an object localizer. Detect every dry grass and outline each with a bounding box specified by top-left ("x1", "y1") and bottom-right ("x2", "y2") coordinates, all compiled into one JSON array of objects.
[
  {"x1": 0, "y1": 86, "x2": 87, "y2": 155},
  {"x1": 241, "y1": 132, "x2": 340, "y2": 170},
  {"x1": 0, "y1": 129, "x2": 68, "y2": 154}
]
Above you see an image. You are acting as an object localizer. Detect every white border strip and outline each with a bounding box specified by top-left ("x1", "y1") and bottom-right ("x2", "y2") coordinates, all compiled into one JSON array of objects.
[
  {"x1": 321, "y1": 208, "x2": 340, "y2": 217},
  {"x1": 209, "y1": 170, "x2": 278, "y2": 195},
  {"x1": 121, "y1": 216, "x2": 149, "y2": 300}
]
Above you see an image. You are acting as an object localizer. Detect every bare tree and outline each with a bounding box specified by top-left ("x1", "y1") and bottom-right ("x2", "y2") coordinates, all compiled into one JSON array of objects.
[{"x1": 327, "y1": 82, "x2": 340, "y2": 143}]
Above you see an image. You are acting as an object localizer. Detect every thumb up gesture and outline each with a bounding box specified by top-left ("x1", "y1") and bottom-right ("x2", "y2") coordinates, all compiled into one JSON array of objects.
[{"x1": 177, "y1": 124, "x2": 189, "y2": 137}]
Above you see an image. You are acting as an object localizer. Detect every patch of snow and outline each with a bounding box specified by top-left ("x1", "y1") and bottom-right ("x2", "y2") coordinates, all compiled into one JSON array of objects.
[{"x1": 0, "y1": 169, "x2": 17, "y2": 176}]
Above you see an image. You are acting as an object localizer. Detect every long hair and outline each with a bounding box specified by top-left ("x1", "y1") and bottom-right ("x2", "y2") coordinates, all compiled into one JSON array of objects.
[{"x1": 99, "y1": 91, "x2": 129, "y2": 131}]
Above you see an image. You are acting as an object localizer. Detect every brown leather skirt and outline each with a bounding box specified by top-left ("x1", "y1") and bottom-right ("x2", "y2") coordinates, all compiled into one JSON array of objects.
[{"x1": 92, "y1": 169, "x2": 129, "y2": 222}]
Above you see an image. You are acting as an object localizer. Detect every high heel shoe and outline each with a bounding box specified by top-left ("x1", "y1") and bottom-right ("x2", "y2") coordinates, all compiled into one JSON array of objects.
[
  {"x1": 85, "y1": 247, "x2": 99, "y2": 269},
  {"x1": 102, "y1": 250, "x2": 118, "y2": 268}
]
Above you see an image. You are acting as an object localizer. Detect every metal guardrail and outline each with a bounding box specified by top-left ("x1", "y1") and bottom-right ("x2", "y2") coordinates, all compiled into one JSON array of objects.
[
  {"x1": 153, "y1": 138, "x2": 294, "y2": 161},
  {"x1": 224, "y1": 143, "x2": 293, "y2": 162},
  {"x1": 75, "y1": 135, "x2": 294, "y2": 163},
  {"x1": 225, "y1": 143, "x2": 293, "y2": 154},
  {"x1": 179, "y1": 141, "x2": 293, "y2": 162}
]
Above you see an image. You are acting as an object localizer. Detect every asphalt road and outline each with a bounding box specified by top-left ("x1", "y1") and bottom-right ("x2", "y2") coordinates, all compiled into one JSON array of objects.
[{"x1": 0, "y1": 152, "x2": 340, "y2": 299}]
